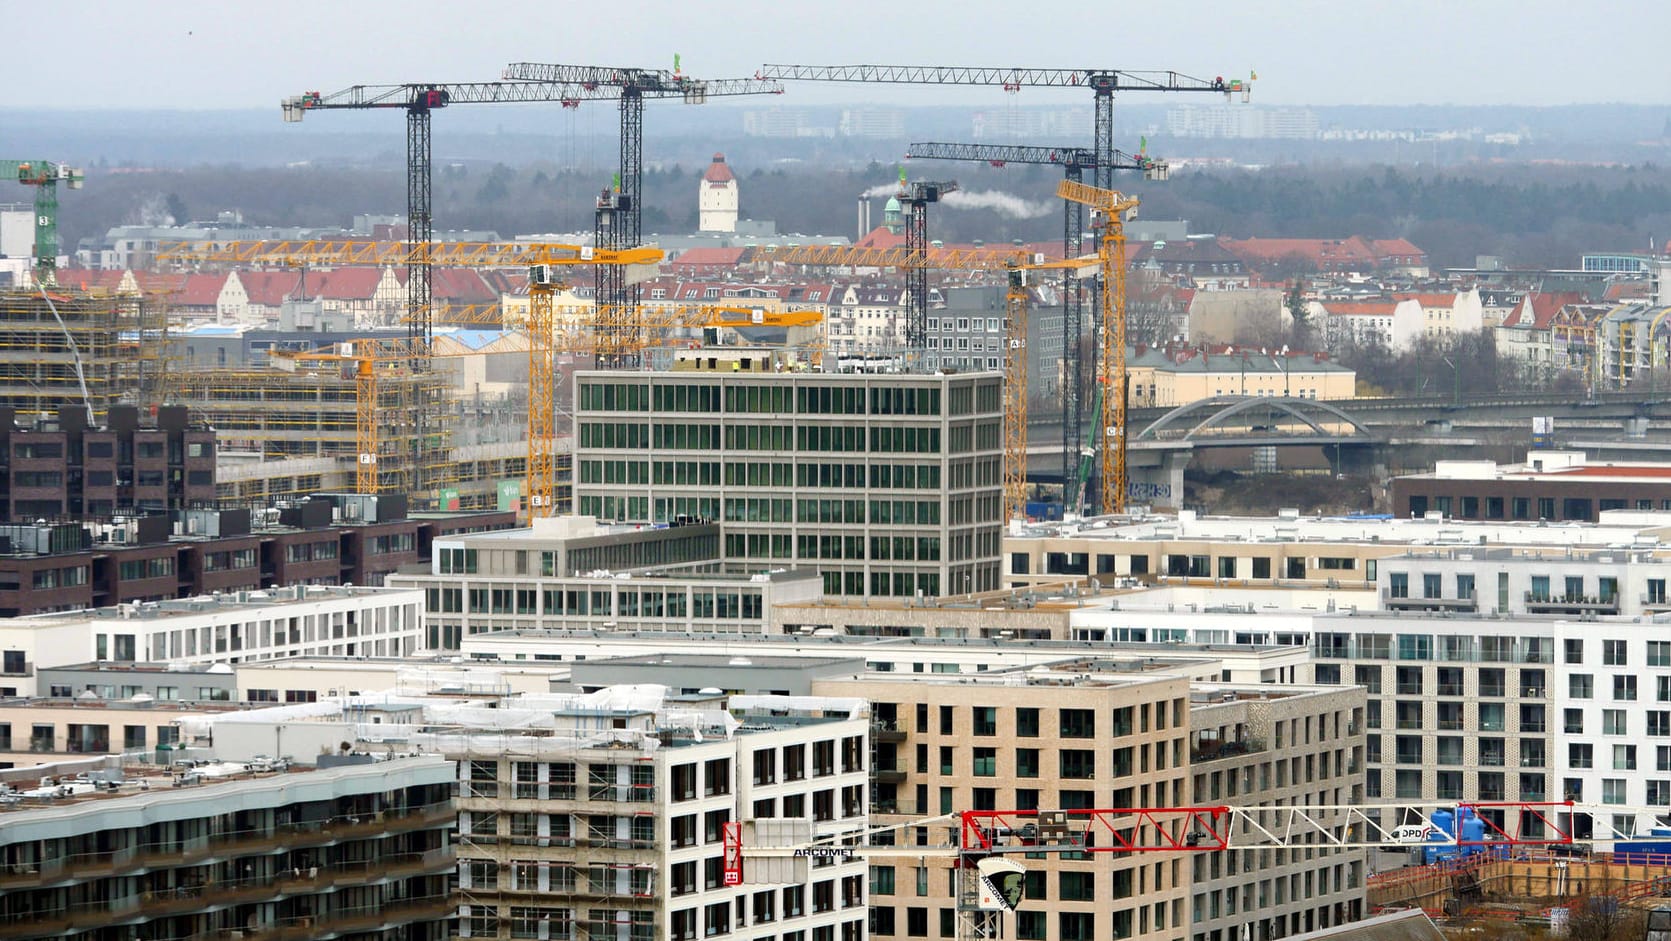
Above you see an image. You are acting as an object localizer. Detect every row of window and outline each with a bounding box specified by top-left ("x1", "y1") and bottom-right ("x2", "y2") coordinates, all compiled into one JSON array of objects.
[
  {"x1": 576, "y1": 382, "x2": 946, "y2": 419},
  {"x1": 427, "y1": 586, "x2": 765, "y2": 621}
]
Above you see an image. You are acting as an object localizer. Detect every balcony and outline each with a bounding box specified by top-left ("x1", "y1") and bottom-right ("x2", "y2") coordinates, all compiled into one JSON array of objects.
[
  {"x1": 1384, "y1": 588, "x2": 1477, "y2": 613},
  {"x1": 872, "y1": 721, "x2": 907, "y2": 743},
  {"x1": 1190, "y1": 736, "x2": 1265, "y2": 763},
  {"x1": 1437, "y1": 684, "x2": 1465, "y2": 697},
  {"x1": 1479, "y1": 684, "x2": 1506, "y2": 698},
  {"x1": 0, "y1": 801, "x2": 455, "y2": 891},
  {"x1": 0, "y1": 851, "x2": 452, "y2": 940},
  {"x1": 1524, "y1": 592, "x2": 1619, "y2": 615},
  {"x1": 873, "y1": 760, "x2": 907, "y2": 784}
]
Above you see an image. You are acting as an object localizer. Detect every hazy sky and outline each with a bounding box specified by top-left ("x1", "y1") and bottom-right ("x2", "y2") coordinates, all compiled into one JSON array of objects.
[{"x1": 7, "y1": 0, "x2": 1669, "y2": 111}]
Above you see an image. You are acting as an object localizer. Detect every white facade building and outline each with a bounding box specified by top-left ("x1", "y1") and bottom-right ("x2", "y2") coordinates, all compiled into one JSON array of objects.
[{"x1": 0, "y1": 585, "x2": 425, "y2": 694}]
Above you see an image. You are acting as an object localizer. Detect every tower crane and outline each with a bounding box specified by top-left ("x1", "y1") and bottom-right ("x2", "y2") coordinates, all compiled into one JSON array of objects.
[
  {"x1": 280, "y1": 81, "x2": 637, "y2": 350},
  {"x1": 0, "y1": 160, "x2": 84, "y2": 285},
  {"x1": 761, "y1": 63, "x2": 1245, "y2": 509},
  {"x1": 277, "y1": 302, "x2": 820, "y2": 510},
  {"x1": 905, "y1": 141, "x2": 1168, "y2": 509},
  {"x1": 281, "y1": 80, "x2": 644, "y2": 498},
  {"x1": 1057, "y1": 178, "x2": 1139, "y2": 515},
  {"x1": 499, "y1": 61, "x2": 784, "y2": 327},
  {"x1": 757, "y1": 242, "x2": 1090, "y2": 521},
  {"x1": 898, "y1": 176, "x2": 958, "y2": 354},
  {"x1": 158, "y1": 237, "x2": 661, "y2": 507},
  {"x1": 730, "y1": 800, "x2": 1657, "y2": 941}
]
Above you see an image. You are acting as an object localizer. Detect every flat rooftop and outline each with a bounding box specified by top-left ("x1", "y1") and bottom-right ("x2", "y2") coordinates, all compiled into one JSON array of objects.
[
  {"x1": 17, "y1": 584, "x2": 420, "y2": 624},
  {"x1": 1014, "y1": 509, "x2": 1665, "y2": 549}
]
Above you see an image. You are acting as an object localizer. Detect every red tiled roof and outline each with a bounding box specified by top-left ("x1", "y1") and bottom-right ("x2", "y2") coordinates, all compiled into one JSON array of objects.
[
  {"x1": 236, "y1": 270, "x2": 301, "y2": 308},
  {"x1": 1371, "y1": 238, "x2": 1426, "y2": 258},
  {"x1": 430, "y1": 268, "x2": 495, "y2": 304},
  {"x1": 54, "y1": 269, "x2": 128, "y2": 291},
  {"x1": 855, "y1": 227, "x2": 906, "y2": 250},
  {"x1": 703, "y1": 153, "x2": 735, "y2": 185},
  {"x1": 1523, "y1": 292, "x2": 1585, "y2": 330},
  {"x1": 1392, "y1": 292, "x2": 1458, "y2": 307},
  {"x1": 174, "y1": 273, "x2": 227, "y2": 307},
  {"x1": 671, "y1": 247, "x2": 747, "y2": 268},
  {"x1": 312, "y1": 267, "x2": 384, "y2": 301}
]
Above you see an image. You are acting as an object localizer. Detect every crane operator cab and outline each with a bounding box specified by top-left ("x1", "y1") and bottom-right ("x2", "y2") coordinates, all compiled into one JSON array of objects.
[{"x1": 974, "y1": 857, "x2": 1027, "y2": 912}]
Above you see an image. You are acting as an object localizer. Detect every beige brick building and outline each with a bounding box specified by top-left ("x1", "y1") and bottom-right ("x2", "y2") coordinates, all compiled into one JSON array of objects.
[
  {"x1": 814, "y1": 666, "x2": 1366, "y2": 941},
  {"x1": 817, "y1": 667, "x2": 1194, "y2": 941}
]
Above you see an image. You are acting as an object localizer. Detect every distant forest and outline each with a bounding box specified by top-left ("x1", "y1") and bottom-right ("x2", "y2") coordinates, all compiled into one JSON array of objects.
[{"x1": 59, "y1": 161, "x2": 1671, "y2": 271}]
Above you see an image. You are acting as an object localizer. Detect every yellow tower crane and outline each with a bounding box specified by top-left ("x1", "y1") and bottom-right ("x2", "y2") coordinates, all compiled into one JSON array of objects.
[
  {"x1": 758, "y1": 244, "x2": 1093, "y2": 521},
  {"x1": 1055, "y1": 179, "x2": 1139, "y2": 516},
  {"x1": 158, "y1": 238, "x2": 661, "y2": 507},
  {"x1": 272, "y1": 298, "x2": 821, "y2": 512}
]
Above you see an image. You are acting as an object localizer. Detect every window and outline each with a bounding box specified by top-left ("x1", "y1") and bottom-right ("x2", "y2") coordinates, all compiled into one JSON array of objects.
[
  {"x1": 1059, "y1": 872, "x2": 1096, "y2": 901},
  {"x1": 1616, "y1": 675, "x2": 1639, "y2": 701},
  {"x1": 1616, "y1": 745, "x2": 1638, "y2": 771},
  {"x1": 1651, "y1": 641, "x2": 1671, "y2": 667},
  {"x1": 1605, "y1": 640, "x2": 1628, "y2": 666},
  {"x1": 1564, "y1": 709, "x2": 1585, "y2": 734},
  {"x1": 972, "y1": 706, "x2": 997, "y2": 736},
  {"x1": 1015, "y1": 708, "x2": 1039, "y2": 737},
  {"x1": 972, "y1": 748, "x2": 996, "y2": 777},
  {"x1": 1570, "y1": 744, "x2": 1593, "y2": 770},
  {"x1": 1059, "y1": 709, "x2": 1094, "y2": 738},
  {"x1": 1605, "y1": 709, "x2": 1628, "y2": 735},
  {"x1": 1564, "y1": 638, "x2": 1584, "y2": 664},
  {"x1": 1058, "y1": 749, "x2": 1094, "y2": 779},
  {"x1": 1571, "y1": 674, "x2": 1594, "y2": 699}
]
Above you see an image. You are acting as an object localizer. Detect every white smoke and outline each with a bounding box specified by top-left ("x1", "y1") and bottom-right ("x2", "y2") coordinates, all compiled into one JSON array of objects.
[
  {"x1": 127, "y1": 192, "x2": 176, "y2": 227},
  {"x1": 941, "y1": 189, "x2": 1053, "y2": 220},
  {"x1": 862, "y1": 183, "x2": 901, "y2": 198}
]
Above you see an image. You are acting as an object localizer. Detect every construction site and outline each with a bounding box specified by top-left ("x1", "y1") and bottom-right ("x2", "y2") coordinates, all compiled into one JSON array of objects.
[{"x1": 1368, "y1": 849, "x2": 1671, "y2": 933}]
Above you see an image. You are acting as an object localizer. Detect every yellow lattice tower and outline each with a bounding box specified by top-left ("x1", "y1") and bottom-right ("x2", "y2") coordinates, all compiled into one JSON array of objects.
[{"x1": 1057, "y1": 179, "x2": 1139, "y2": 516}]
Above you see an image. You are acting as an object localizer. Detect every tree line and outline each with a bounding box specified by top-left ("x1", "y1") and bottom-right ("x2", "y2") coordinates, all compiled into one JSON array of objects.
[{"x1": 55, "y1": 161, "x2": 1671, "y2": 272}]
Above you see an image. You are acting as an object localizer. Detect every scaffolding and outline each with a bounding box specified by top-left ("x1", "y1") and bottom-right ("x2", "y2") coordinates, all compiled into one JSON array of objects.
[
  {"x1": 0, "y1": 288, "x2": 145, "y2": 422},
  {"x1": 170, "y1": 365, "x2": 452, "y2": 494}
]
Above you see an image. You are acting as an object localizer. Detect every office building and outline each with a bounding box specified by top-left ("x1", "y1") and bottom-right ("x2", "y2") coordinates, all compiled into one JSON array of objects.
[
  {"x1": 573, "y1": 356, "x2": 1005, "y2": 598},
  {"x1": 385, "y1": 515, "x2": 822, "y2": 649}
]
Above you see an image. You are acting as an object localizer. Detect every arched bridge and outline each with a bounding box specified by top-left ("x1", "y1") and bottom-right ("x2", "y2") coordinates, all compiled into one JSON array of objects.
[{"x1": 1133, "y1": 395, "x2": 1381, "y2": 448}]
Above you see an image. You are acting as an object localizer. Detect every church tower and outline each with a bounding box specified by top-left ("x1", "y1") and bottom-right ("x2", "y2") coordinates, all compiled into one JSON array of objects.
[{"x1": 698, "y1": 153, "x2": 739, "y2": 233}]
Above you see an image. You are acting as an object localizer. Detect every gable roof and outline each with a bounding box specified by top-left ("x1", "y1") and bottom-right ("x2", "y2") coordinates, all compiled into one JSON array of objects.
[
  {"x1": 671, "y1": 247, "x2": 747, "y2": 269},
  {"x1": 174, "y1": 273, "x2": 228, "y2": 307},
  {"x1": 234, "y1": 270, "x2": 301, "y2": 308}
]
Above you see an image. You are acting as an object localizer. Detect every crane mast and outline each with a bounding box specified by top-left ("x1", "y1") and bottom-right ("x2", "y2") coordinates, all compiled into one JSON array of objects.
[
  {"x1": 905, "y1": 141, "x2": 1167, "y2": 513},
  {"x1": 764, "y1": 62, "x2": 1244, "y2": 514},
  {"x1": 281, "y1": 80, "x2": 636, "y2": 501},
  {"x1": 501, "y1": 62, "x2": 783, "y2": 354}
]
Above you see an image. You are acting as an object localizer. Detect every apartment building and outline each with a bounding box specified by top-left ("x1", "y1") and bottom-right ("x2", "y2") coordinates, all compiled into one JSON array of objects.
[
  {"x1": 809, "y1": 665, "x2": 1365, "y2": 941},
  {"x1": 421, "y1": 689, "x2": 869, "y2": 941},
  {"x1": 573, "y1": 357, "x2": 1005, "y2": 598},
  {"x1": 1393, "y1": 452, "x2": 1671, "y2": 523},
  {"x1": 386, "y1": 515, "x2": 822, "y2": 649},
  {"x1": 0, "y1": 753, "x2": 454, "y2": 941},
  {"x1": 1001, "y1": 508, "x2": 1667, "y2": 590},
  {"x1": 818, "y1": 666, "x2": 1197, "y2": 941},
  {"x1": 0, "y1": 497, "x2": 516, "y2": 618},
  {"x1": 0, "y1": 584, "x2": 426, "y2": 695},
  {"x1": 1186, "y1": 685, "x2": 1367, "y2": 941}
]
